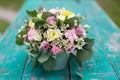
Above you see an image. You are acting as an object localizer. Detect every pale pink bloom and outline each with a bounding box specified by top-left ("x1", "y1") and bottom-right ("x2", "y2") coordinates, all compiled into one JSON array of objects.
[
  {"x1": 27, "y1": 28, "x2": 36, "y2": 41},
  {"x1": 49, "y1": 9, "x2": 58, "y2": 14},
  {"x1": 75, "y1": 25, "x2": 86, "y2": 37},
  {"x1": 51, "y1": 45, "x2": 62, "y2": 55},
  {"x1": 65, "y1": 29, "x2": 77, "y2": 40},
  {"x1": 68, "y1": 41, "x2": 75, "y2": 52},
  {"x1": 40, "y1": 41, "x2": 50, "y2": 51},
  {"x1": 46, "y1": 16, "x2": 56, "y2": 25}
]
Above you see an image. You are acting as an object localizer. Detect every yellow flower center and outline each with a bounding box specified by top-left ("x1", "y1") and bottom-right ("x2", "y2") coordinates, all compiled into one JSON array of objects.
[
  {"x1": 47, "y1": 29, "x2": 62, "y2": 41},
  {"x1": 61, "y1": 10, "x2": 74, "y2": 17}
]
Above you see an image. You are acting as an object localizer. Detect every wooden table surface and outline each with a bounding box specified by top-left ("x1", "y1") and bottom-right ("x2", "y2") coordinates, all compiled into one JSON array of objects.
[{"x1": 0, "y1": 0, "x2": 120, "y2": 80}]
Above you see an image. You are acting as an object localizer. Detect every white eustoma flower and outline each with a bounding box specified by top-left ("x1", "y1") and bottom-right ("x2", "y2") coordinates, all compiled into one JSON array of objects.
[
  {"x1": 34, "y1": 32, "x2": 42, "y2": 41},
  {"x1": 57, "y1": 15, "x2": 65, "y2": 21}
]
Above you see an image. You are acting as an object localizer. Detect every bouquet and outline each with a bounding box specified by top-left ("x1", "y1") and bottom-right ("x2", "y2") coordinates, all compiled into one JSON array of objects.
[{"x1": 16, "y1": 8, "x2": 94, "y2": 71}]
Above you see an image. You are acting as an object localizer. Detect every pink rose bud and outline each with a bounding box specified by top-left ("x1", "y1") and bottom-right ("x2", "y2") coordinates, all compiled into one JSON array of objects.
[
  {"x1": 68, "y1": 41, "x2": 75, "y2": 52},
  {"x1": 46, "y1": 16, "x2": 56, "y2": 25},
  {"x1": 75, "y1": 25, "x2": 86, "y2": 37},
  {"x1": 51, "y1": 45, "x2": 62, "y2": 55},
  {"x1": 40, "y1": 41, "x2": 50, "y2": 51},
  {"x1": 27, "y1": 28, "x2": 36, "y2": 41},
  {"x1": 49, "y1": 9, "x2": 58, "y2": 14},
  {"x1": 65, "y1": 29, "x2": 77, "y2": 40}
]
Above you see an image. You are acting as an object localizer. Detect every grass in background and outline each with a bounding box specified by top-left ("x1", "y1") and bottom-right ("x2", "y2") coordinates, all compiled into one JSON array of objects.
[
  {"x1": 0, "y1": 0, "x2": 25, "y2": 11},
  {"x1": 0, "y1": 19, "x2": 9, "y2": 33},
  {"x1": 96, "y1": 0, "x2": 120, "y2": 28},
  {"x1": 0, "y1": 0, "x2": 25, "y2": 33}
]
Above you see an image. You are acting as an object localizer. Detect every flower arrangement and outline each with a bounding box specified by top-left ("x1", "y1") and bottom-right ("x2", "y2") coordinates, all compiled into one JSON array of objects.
[{"x1": 16, "y1": 8, "x2": 94, "y2": 71}]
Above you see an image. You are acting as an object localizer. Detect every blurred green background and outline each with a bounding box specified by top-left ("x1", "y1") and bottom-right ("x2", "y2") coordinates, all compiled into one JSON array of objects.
[{"x1": 0, "y1": 0, "x2": 120, "y2": 36}]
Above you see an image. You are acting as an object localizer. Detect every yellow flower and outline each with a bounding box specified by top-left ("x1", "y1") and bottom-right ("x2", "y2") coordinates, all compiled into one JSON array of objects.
[
  {"x1": 61, "y1": 10, "x2": 74, "y2": 18},
  {"x1": 47, "y1": 29, "x2": 62, "y2": 41},
  {"x1": 29, "y1": 20, "x2": 34, "y2": 28}
]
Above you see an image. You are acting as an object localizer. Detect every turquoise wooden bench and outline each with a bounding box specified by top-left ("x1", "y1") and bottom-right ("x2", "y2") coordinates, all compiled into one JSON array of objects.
[{"x1": 0, "y1": 0, "x2": 120, "y2": 80}]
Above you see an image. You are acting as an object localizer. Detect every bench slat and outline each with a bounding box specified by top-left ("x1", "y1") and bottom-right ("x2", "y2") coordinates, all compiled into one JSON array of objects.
[{"x1": 61, "y1": 0, "x2": 119, "y2": 79}]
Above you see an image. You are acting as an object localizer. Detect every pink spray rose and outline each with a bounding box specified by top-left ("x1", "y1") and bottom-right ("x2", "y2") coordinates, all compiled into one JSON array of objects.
[
  {"x1": 68, "y1": 41, "x2": 75, "y2": 52},
  {"x1": 51, "y1": 45, "x2": 62, "y2": 55},
  {"x1": 40, "y1": 41, "x2": 50, "y2": 51},
  {"x1": 49, "y1": 9, "x2": 58, "y2": 14},
  {"x1": 27, "y1": 28, "x2": 36, "y2": 41},
  {"x1": 75, "y1": 25, "x2": 86, "y2": 37},
  {"x1": 65, "y1": 29, "x2": 77, "y2": 40},
  {"x1": 46, "y1": 16, "x2": 57, "y2": 25}
]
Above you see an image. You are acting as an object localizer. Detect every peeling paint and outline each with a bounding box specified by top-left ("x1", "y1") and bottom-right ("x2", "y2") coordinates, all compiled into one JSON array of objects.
[
  {"x1": 0, "y1": 68, "x2": 6, "y2": 73},
  {"x1": 0, "y1": 55, "x2": 5, "y2": 62},
  {"x1": 107, "y1": 32, "x2": 120, "y2": 52}
]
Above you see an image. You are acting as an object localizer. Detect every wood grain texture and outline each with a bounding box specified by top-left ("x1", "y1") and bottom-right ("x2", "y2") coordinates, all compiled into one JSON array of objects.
[
  {"x1": 61, "y1": 0, "x2": 119, "y2": 80},
  {"x1": 0, "y1": 1, "x2": 29, "y2": 80},
  {"x1": 0, "y1": 0, "x2": 120, "y2": 80}
]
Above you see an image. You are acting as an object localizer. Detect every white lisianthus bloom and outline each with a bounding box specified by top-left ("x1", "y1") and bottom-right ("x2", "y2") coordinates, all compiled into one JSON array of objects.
[
  {"x1": 47, "y1": 29, "x2": 62, "y2": 41},
  {"x1": 57, "y1": 15, "x2": 65, "y2": 21},
  {"x1": 37, "y1": 13, "x2": 42, "y2": 19},
  {"x1": 34, "y1": 32, "x2": 42, "y2": 41}
]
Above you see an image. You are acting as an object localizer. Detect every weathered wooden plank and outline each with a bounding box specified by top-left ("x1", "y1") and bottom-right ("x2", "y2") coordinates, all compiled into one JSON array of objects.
[
  {"x1": 21, "y1": 0, "x2": 69, "y2": 80},
  {"x1": 61, "y1": 0, "x2": 119, "y2": 80},
  {"x1": 82, "y1": 1, "x2": 120, "y2": 79},
  {"x1": 0, "y1": 1, "x2": 30, "y2": 80}
]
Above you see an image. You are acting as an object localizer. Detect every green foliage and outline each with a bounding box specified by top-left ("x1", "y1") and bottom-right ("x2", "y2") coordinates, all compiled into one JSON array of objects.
[
  {"x1": 26, "y1": 10, "x2": 38, "y2": 17},
  {"x1": 35, "y1": 20, "x2": 46, "y2": 29},
  {"x1": 38, "y1": 54, "x2": 50, "y2": 63},
  {"x1": 83, "y1": 38, "x2": 95, "y2": 50},
  {"x1": 74, "y1": 38, "x2": 94, "y2": 68},
  {"x1": 76, "y1": 49, "x2": 93, "y2": 61},
  {"x1": 57, "y1": 19, "x2": 62, "y2": 27},
  {"x1": 65, "y1": 17, "x2": 80, "y2": 28},
  {"x1": 16, "y1": 36, "x2": 24, "y2": 45},
  {"x1": 32, "y1": 53, "x2": 41, "y2": 69},
  {"x1": 76, "y1": 71, "x2": 83, "y2": 79},
  {"x1": 43, "y1": 56, "x2": 56, "y2": 71},
  {"x1": 42, "y1": 11, "x2": 55, "y2": 20},
  {"x1": 16, "y1": 28, "x2": 27, "y2": 45},
  {"x1": 71, "y1": 50, "x2": 77, "y2": 56}
]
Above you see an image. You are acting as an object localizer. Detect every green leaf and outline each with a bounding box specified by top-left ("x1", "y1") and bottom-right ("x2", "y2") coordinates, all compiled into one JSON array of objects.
[
  {"x1": 35, "y1": 20, "x2": 46, "y2": 29},
  {"x1": 32, "y1": 18, "x2": 41, "y2": 23},
  {"x1": 76, "y1": 71, "x2": 83, "y2": 79},
  {"x1": 76, "y1": 49, "x2": 93, "y2": 61},
  {"x1": 16, "y1": 29, "x2": 27, "y2": 45},
  {"x1": 16, "y1": 36, "x2": 24, "y2": 45},
  {"x1": 38, "y1": 54, "x2": 50, "y2": 63},
  {"x1": 57, "y1": 19, "x2": 62, "y2": 27},
  {"x1": 65, "y1": 17, "x2": 79, "y2": 28},
  {"x1": 71, "y1": 50, "x2": 77, "y2": 56},
  {"x1": 32, "y1": 54, "x2": 41, "y2": 69},
  {"x1": 64, "y1": 16, "x2": 68, "y2": 22},
  {"x1": 26, "y1": 10, "x2": 37, "y2": 17},
  {"x1": 43, "y1": 57, "x2": 56, "y2": 71},
  {"x1": 42, "y1": 11, "x2": 55, "y2": 20},
  {"x1": 83, "y1": 38, "x2": 95, "y2": 50},
  {"x1": 54, "y1": 53, "x2": 69, "y2": 70}
]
